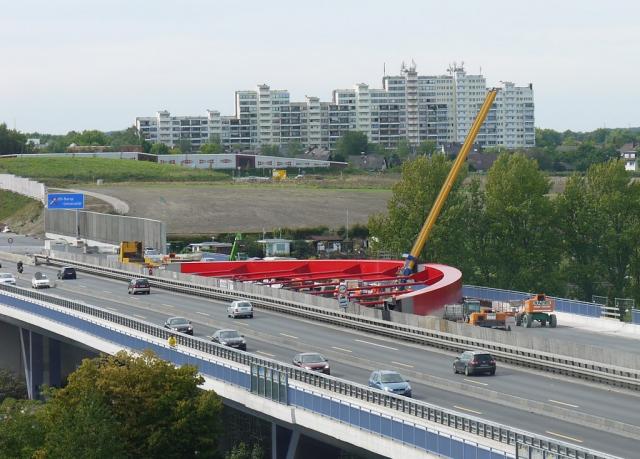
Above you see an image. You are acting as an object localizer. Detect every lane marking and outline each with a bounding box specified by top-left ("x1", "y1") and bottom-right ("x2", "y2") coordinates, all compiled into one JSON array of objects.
[
  {"x1": 354, "y1": 339, "x2": 398, "y2": 351},
  {"x1": 162, "y1": 303, "x2": 175, "y2": 308},
  {"x1": 331, "y1": 346, "x2": 353, "y2": 353},
  {"x1": 235, "y1": 322, "x2": 251, "y2": 327},
  {"x1": 102, "y1": 290, "x2": 112, "y2": 294},
  {"x1": 391, "y1": 361, "x2": 414, "y2": 368},
  {"x1": 280, "y1": 333, "x2": 299, "y2": 339},
  {"x1": 454, "y1": 405, "x2": 483, "y2": 415},
  {"x1": 105, "y1": 307, "x2": 118, "y2": 312},
  {"x1": 133, "y1": 314, "x2": 146, "y2": 319},
  {"x1": 545, "y1": 431, "x2": 583, "y2": 443},
  {"x1": 256, "y1": 351, "x2": 276, "y2": 357},
  {"x1": 196, "y1": 311, "x2": 210, "y2": 316},
  {"x1": 78, "y1": 285, "x2": 88, "y2": 288},
  {"x1": 548, "y1": 399, "x2": 580, "y2": 408},
  {"x1": 463, "y1": 378, "x2": 489, "y2": 386}
]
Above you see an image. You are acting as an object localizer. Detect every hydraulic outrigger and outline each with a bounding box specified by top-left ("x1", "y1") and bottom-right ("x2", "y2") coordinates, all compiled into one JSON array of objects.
[{"x1": 401, "y1": 88, "x2": 498, "y2": 276}]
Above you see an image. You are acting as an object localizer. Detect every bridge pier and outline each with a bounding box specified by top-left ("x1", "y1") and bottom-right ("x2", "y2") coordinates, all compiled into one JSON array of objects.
[
  {"x1": 19, "y1": 327, "x2": 63, "y2": 399},
  {"x1": 271, "y1": 422, "x2": 350, "y2": 459}
]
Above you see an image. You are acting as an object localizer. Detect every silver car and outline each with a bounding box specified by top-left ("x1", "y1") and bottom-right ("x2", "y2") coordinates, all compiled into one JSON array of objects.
[
  {"x1": 227, "y1": 300, "x2": 254, "y2": 319},
  {"x1": 0, "y1": 273, "x2": 16, "y2": 285}
]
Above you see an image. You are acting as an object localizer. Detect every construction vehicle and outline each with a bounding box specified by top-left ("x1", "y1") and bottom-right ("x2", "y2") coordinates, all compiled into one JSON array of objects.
[
  {"x1": 229, "y1": 233, "x2": 246, "y2": 261},
  {"x1": 512, "y1": 294, "x2": 557, "y2": 328},
  {"x1": 443, "y1": 298, "x2": 483, "y2": 322},
  {"x1": 468, "y1": 310, "x2": 516, "y2": 331},
  {"x1": 119, "y1": 241, "x2": 144, "y2": 264}
]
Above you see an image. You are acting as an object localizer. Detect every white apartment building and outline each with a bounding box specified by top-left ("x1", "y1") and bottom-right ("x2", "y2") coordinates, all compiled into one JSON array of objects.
[{"x1": 136, "y1": 63, "x2": 535, "y2": 151}]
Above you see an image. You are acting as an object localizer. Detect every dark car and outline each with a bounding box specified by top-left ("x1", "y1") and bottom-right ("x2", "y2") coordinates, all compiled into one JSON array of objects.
[
  {"x1": 211, "y1": 329, "x2": 246, "y2": 351},
  {"x1": 128, "y1": 278, "x2": 150, "y2": 295},
  {"x1": 293, "y1": 352, "x2": 330, "y2": 375},
  {"x1": 164, "y1": 316, "x2": 193, "y2": 335},
  {"x1": 57, "y1": 266, "x2": 77, "y2": 280},
  {"x1": 453, "y1": 350, "x2": 496, "y2": 376},
  {"x1": 368, "y1": 370, "x2": 412, "y2": 397}
]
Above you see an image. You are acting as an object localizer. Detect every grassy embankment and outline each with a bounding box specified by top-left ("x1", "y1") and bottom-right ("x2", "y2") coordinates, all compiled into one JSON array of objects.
[
  {"x1": 0, "y1": 157, "x2": 229, "y2": 186},
  {"x1": 0, "y1": 190, "x2": 42, "y2": 228}
]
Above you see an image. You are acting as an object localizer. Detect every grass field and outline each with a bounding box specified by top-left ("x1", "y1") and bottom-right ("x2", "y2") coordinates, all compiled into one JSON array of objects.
[{"x1": 0, "y1": 157, "x2": 229, "y2": 186}]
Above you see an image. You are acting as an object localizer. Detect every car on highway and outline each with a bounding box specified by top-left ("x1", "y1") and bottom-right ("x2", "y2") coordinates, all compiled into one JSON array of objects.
[
  {"x1": 128, "y1": 278, "x2": 150, "y2": 295},
  {"x1": 163, "y1": 316, "x2": 194, "y2": 335},
  {"x1": 31, "y1": 272, "x2": 51, "y2": 289},
  {"x1": 0, "y1": 273, "x2": 16, "y2": 285},
  {"x1": 210, "y1": 329, "x2": 246, "y2": 351},
  {"x1": 453, "y1": 350, "x2": 496, "y2": 376},
  {"x1": 227, "y1": 300, "x2": 254, "y2": 319},
  {"x1": 57, "y1": 266, "x2": 77, "y2": 280},
  {"x1": 292, "y1": 352, "x2": 330, "y2": 374},
  {"x1": 368, "y1": 370, "x2": 412, "y2": 397}
]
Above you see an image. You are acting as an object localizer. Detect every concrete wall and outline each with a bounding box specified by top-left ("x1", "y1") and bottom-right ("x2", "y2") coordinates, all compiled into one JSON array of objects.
[
  {"x1": 6, "y1": 152, "x2": 139, "y2": 160},
  {"x1": 0, "y1": 174, "x2": 46, "y2": 203},
  {"x1": 45, "y1": 210, "x2": 166, "y2": 252}
]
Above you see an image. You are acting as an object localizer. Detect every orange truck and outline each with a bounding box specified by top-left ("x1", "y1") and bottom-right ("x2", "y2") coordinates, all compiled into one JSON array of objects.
[
  {"x1": 468, "y1": 310, "x2": 516, "y2": 331},
  {"x1": 513, "y1": 293, "x2": 557, "y2": 328}
]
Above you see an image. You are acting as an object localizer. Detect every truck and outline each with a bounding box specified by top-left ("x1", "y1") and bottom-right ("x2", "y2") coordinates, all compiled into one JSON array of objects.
[
  {"x1": 512, "y1": 293, "x2": 557, "y2": 328},
  {"x1": 468, "y1": 310, "x2": 516, "y2": 331},
  {"x1": 443, "y1": 298, "x2": 483, "y2": 322}
]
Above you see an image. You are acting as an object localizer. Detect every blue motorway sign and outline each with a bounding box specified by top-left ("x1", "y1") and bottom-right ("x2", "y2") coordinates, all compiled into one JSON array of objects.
[{"x1": 47, "y1": 193, "x2": 85, "y2": 209}]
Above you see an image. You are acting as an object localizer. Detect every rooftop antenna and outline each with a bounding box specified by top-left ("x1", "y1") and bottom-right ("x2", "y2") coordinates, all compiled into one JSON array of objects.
[{"x1": 383, "y1": 62, "x2": 386, "y2": 76}]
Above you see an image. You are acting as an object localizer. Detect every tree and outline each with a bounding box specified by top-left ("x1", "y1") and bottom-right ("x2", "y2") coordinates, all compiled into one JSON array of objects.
[
  {"x1": 225, "y1": 442, "x2": 264, "y2": 459},
  {"x1": 283, "y1": 140, "x2": 304, "y2": 157},
  {"x1": 201, "y1": 142, "x2": 223, "y2": 154},
  {"x1": 48, "y1": 350, "x2": 223, "y2": 458},
  {"x1": 368, "y1": 155, "x2": 469, "y2": 261},
  {"x1": 169, "y1": 146, "x2": 182, "y2": 155},
  {"x1": 417, "y1": 140, "x2": 438, "y2": 156},
  {"x1": 108, "y1": 126, "x2": 141, "y2": 149},
  {"x1": 178, "y1": 138, "x2": 192, "y2": 154},
  {"x1": 0, "y1": 123, "x2": 29, "y2": 154},
  {"x1": 260, "y1": 144, "x2": 280, "y2": 156},
  {"x1": 394, "y1": 139, "x2": 412, "y2": 160},
  {"x1": 482, "y1": 153, "x2": 561, "y2": 292},
  {"x1": 150, "y1": 143, "x2": 170, "y2": 155},
  {"x1": 69, "y1": 130, "x2": 109, "y2": 146},
  {"x1": 0, "y1": 369, "x2": 27, "y2": 402},
  {"x1": 557, "y1": 160, "x2": 640, "y2": 304},
  {"x1": 0, "y1": 398, "x2": 46, "y2": 458},
  {"x1": 336, "y1": 131, "x2": 368, "y2": 158},
  {"x1": 535, "y1": 128, "x2": 562, "y2": 149}
]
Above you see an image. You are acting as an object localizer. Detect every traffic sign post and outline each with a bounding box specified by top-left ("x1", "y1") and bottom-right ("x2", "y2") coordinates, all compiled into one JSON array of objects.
[{"x1": 339, "y1": 294, "x2": 348, "y2": 311}]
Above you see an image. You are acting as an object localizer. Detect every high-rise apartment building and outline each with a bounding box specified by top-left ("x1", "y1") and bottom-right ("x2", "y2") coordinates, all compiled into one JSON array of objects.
[{"x1": 136, "y1": 63, "x2": 535, "y2": 151}]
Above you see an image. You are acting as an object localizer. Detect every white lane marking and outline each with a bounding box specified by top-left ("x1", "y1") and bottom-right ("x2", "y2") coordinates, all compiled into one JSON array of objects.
[
  {"x1": 354, "y1": 339, "x2": 398, "y2": 351},
  {"x1": 545, "y1": 431, "x2": 583, "y2": 443},
  {"x1": 256, "y1": 351, "x2": 276, "y2": 357},
  {"x1": 279, "y1": 333, "x2": 299, "y2": 339},
  {"x1": 463, "y1": 378, "x2": 489, "y2": 386},
  {"x1": 102, "y1": 290, "x2": 112, "y2": 294},
  {"x1": 105, "y1": 307, "x2": 118, "y2": 312},
  {"x1": 133, "y1": 314, "x2": 146, "y2": 319},
  {"x1": 454, "y1": 405, "x2": 483, "y2": 415},
  {"x1": 162, "y1": 303, "x2": 175, "y2": 308},
  {"x1": 331, "y1": 346, "x2": 353, "y2": 353},
  {"x1": 548, "y1": 399, "x2": 580, "y2": 408},
  {"x1": 77, "y1": 285, "x2": 88, "y2": 288},
  {"x1": 196, "y1": 311, "x2": 210, "y2": 316},
  {"x1": 235, "y1": 322, "x2": 250, "y2": 327},
  {"x1": 391, "y1": 361, "x2": 414, "y2": 368}
]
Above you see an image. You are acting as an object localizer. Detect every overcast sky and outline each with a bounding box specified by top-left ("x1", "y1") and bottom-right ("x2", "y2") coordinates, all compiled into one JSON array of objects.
[{"x1": 1, "y1": 0, "x2": 638, "y2": 134}]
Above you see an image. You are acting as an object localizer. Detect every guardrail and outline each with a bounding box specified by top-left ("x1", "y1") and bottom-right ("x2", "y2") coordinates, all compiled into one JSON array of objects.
[
  {"x1": 37, "y1": 255, "x2": 640, "y2": 391},
  {"x1": 0, "y1": 283, "x2": 618, "y2": 459}
]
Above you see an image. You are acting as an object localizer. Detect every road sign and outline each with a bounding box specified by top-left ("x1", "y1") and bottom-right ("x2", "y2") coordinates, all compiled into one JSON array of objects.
[
  {"x1": 47, "y1": 193, "x2": 85, "y2": 209},
  {"x1": 339, "y1": 295, "x2": 348, "y2": 309},
  {"x1": 338, "y1": 283, "x2": 347, "y2": 294}
]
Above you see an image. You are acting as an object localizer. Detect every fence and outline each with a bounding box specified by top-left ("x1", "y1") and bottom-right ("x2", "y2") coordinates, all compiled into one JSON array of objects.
[
  {"x1": 0, "y1": 173, "x2": 46, "y2": 203},
  {"x1": 0, "y1": 286, "x2": 523, "y2": 459},
  {"x1": 45, "y1": 210, "x2": 166, "y2": 252},
  {"x1": 633, "y1": 309, "x2": 640, "y2": 325}
]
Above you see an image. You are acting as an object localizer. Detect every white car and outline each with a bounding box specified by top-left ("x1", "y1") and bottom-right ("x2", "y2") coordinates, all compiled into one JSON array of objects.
[
  {"x1": 0, "y1": 273, "x2": 16, "y2": 285},
  {"x1": 227, "y1": 300, "x2": 254, "y2": 319},
  {"x1": 31, "y1": 272, "x2": 51, "y2": 289}
]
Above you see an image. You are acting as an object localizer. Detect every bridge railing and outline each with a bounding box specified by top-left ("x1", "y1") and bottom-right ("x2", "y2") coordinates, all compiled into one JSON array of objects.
[{"x1": 0, "y1": 283, "x2": 619, "y2": 459}]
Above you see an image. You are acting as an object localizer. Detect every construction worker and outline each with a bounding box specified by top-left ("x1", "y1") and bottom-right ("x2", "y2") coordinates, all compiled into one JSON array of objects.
[{"x1": 168, "y1": 335, "x2": 177, "y2": 347}]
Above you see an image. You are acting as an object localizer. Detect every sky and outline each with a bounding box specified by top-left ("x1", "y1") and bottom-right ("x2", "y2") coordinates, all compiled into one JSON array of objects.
[{"x1": 1, "y1": 0, "x2": 638, "y2": 134}]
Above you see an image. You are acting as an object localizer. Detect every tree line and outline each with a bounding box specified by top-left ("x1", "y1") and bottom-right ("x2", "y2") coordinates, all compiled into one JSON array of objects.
[{"x1": 369, "y1": 154, "x2": 640, "y2": 312}]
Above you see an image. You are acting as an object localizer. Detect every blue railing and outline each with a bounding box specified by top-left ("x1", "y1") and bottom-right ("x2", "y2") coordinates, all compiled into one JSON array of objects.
[
  {"x1": 632, "y1": 309, "x2": 640, "y2": 325},
  {"x1": 463, "y1": 285, "x2": 602, "y2": 318},
  {"x1": 0, "y1": 291, "x2": 514, "y2": 459}
]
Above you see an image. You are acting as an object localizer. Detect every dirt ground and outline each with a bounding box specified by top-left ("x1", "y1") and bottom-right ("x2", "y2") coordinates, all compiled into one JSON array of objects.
[{"x1": 87, "y1": 183, "x2": 393, "y2": 234}]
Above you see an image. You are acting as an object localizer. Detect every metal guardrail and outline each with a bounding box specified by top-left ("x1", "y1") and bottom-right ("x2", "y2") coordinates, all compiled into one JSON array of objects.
[
  {"x1": 0, "y1": 283, "x2": 618, "y2": 459},
  {"x1": 38, "y1": 255, "x2": 640, "y2": 391}
]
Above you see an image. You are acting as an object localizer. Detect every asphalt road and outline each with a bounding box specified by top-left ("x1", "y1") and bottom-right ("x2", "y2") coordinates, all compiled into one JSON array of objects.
[{"x1": 2, "y1": 261, "x2": 638, "y2": 457}]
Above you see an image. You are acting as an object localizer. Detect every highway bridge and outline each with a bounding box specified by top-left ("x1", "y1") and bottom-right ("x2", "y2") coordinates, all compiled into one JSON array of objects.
[{"x1": 0, "y1": 249, "x2": 638, "y2": 457}]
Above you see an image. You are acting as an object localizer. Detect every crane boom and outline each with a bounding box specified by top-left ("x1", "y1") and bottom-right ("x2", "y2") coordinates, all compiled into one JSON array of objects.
[{"x1": 401, "y1": 88, "x2": 498, "y2": 276}]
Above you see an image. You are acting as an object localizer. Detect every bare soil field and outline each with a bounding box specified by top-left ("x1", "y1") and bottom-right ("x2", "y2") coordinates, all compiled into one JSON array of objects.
[{"x1": 87, "y1": 183, "x2": 393, "y2": 234}]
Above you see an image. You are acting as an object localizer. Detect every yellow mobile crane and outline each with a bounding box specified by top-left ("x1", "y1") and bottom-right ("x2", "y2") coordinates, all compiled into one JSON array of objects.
[{"x1": 401, "y1": 89, "x2": 498, "y2": 276}]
